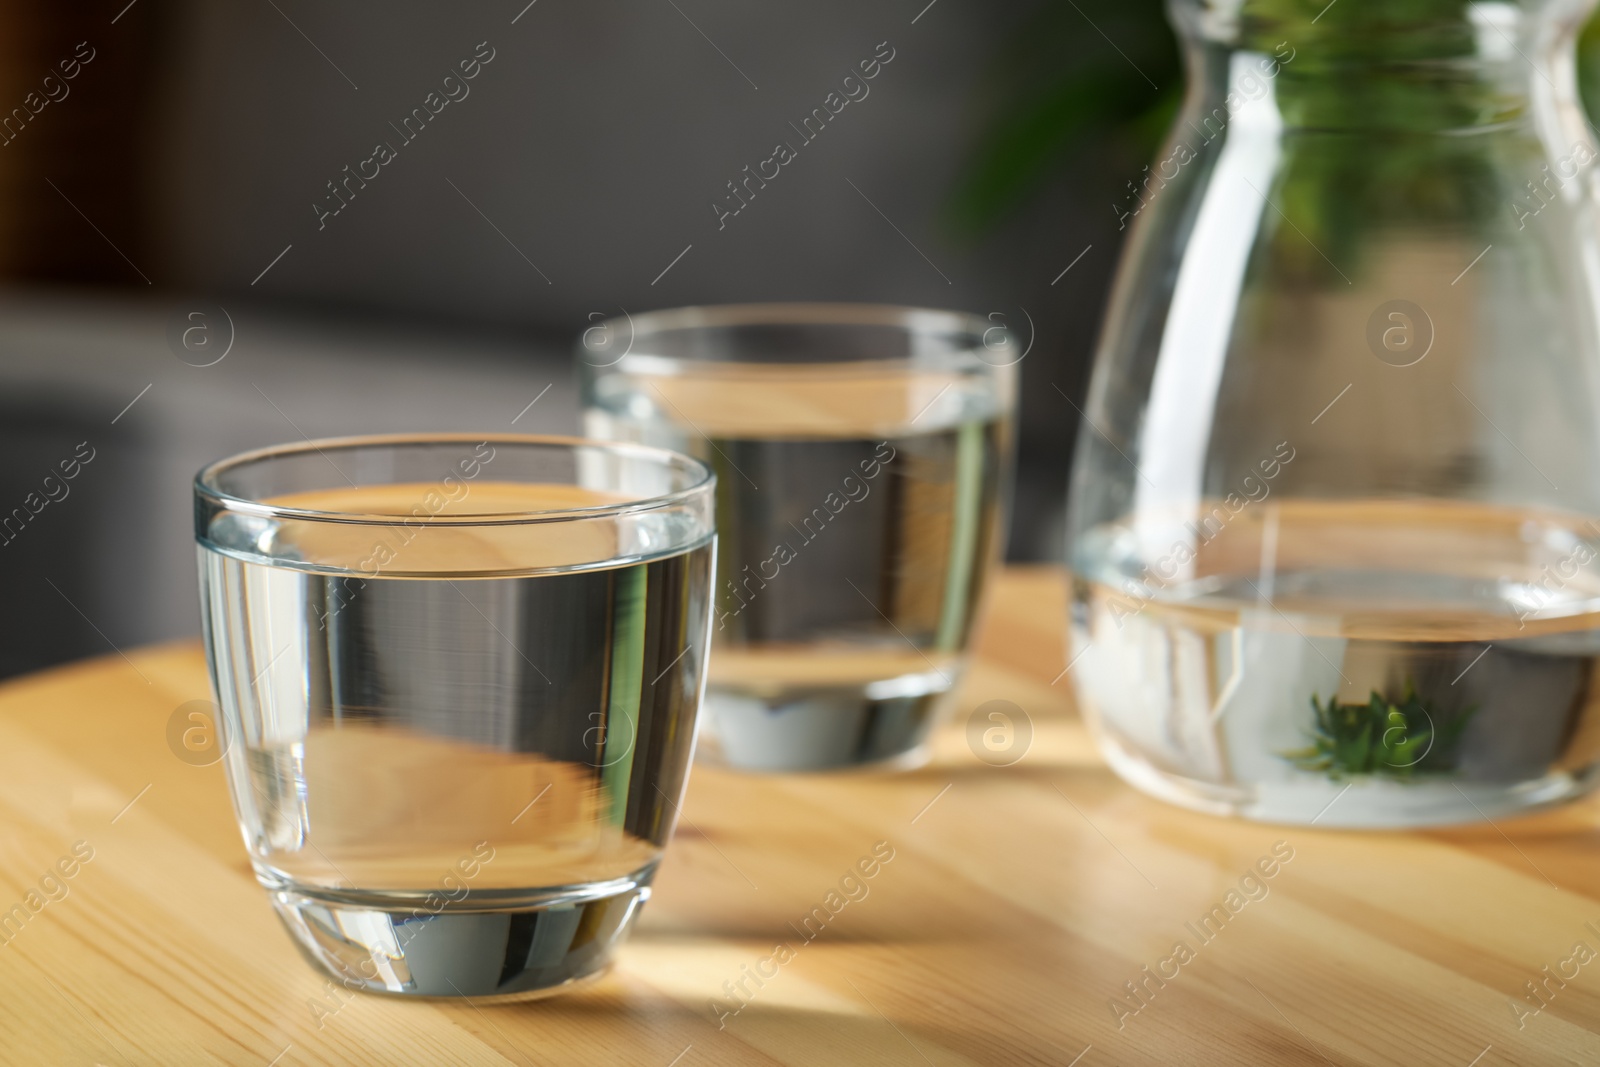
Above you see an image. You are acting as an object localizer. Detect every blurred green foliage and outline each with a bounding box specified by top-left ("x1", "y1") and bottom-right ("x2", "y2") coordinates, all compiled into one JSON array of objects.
[
  {"x1": 945, "y1": 0, "x2": 1178, "y2": 239},
  {"x1": 946, "y1": 1, "x2": 1600, "y2": 240}
]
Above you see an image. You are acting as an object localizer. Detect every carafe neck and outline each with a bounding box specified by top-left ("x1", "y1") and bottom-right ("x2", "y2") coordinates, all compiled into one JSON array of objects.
[{"x1": 1169, "y1": 0, "x2": 1595, "y2": 132}]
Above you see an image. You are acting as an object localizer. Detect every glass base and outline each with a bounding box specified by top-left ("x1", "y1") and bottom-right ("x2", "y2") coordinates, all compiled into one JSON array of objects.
[
  {"x1": 267, "y1": 872, "x2": 652, "y2": 998},
  {"x1": 700, "y1": 683, "x2": 947, "y2": 772},
  {"x1": 1097, "y1": 731, "x2": 1600, "y2": 828}
]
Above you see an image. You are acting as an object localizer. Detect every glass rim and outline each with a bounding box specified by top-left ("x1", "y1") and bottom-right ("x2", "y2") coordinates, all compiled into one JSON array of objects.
[
  {"x1": 579, "y1": 301, "x2": 1011, "y2": 370},
  {"x1": 194, "y1": 432, "x2": 716, "y2": 528}
]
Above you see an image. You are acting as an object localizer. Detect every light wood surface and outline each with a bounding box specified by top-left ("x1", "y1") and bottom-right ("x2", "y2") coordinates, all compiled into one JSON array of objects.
[{"x1": 2, "y1": 566, "x2": 1598, "y2": 1065}]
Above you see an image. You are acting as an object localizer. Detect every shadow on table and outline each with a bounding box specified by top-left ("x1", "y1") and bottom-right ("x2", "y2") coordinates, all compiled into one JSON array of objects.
[{"x1": 487, "y1": 985, "x2": 1088, "y2": 1066}]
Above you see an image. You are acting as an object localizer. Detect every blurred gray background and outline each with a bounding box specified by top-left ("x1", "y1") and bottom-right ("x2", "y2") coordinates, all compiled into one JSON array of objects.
[{"x1": 0, "y1": 0, "x2": 1168, "y2": 677}]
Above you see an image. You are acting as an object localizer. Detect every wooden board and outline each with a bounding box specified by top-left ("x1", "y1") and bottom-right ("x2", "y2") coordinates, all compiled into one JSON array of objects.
[{"x1": 0, "y1": 565, "x2": 1595, "y2": 1065}]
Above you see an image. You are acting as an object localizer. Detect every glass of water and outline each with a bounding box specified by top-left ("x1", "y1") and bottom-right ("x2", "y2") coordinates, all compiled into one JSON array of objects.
[
  {"x1": 580, "y1": 304, "x2": 1016, "y2": 771},
  {"x1": 195, "y1": 434, "x2": 715, "y2": 998}
]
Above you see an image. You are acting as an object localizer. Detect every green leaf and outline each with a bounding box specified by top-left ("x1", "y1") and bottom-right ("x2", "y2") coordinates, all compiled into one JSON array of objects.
[{"x1": 1283, "y1": 682, "x2": 1473, "y2": 781}]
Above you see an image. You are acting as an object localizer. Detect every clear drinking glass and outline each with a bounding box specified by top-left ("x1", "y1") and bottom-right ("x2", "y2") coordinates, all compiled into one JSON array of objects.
[
  {"x1": 1068, "y1": 0, "x2": 1600, "y2": 827},
  {"x1": 195, "y1": 434, "x2": 715, "y2": 997},
  {"x1": 580, "y1": 304, "x2": 1017, "y2": 771}
]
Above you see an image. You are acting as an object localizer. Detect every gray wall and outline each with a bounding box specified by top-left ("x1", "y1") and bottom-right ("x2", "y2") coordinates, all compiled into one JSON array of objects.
[
  {"x1": 147, "y1": 0, "x2": 1111, "y2": 554},
  {"x1": 0, "y1": 0, "x2": 1128, "y2": 677},
  {"x1": 0, "y1": 290, "x2": 577, "y2": 676},
  {"x1": 159, "y1": 1, "x2": 1035, "y2": 318}
]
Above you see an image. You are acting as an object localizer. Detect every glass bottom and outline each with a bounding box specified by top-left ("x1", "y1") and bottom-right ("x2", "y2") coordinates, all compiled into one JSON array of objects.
[
  {"x1": 1096, "y1": 729, "x2": 1600, "y2": 827},
  {"x1": 699, "y1": 679, "x2": 950, "y2": 772},
  {"x1": 267, "y1": 870, "x2": 653, "y2": 998}
]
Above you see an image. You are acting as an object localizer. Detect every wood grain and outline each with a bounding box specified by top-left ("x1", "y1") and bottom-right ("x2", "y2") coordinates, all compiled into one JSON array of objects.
[{"x1": 0, "y1": 565, "x2": 1596, "y2": 1064}]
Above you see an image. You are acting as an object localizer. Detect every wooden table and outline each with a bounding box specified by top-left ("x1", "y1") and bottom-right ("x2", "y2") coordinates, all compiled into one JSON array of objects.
[{"x1": 2, "y1": 566, "x2": 1598, "y2": 1065}]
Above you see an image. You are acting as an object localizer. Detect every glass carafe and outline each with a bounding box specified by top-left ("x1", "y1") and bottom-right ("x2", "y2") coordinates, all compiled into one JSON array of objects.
[{"x1": 1066, "y1": 0, "x2": 1600, "y2": 826}]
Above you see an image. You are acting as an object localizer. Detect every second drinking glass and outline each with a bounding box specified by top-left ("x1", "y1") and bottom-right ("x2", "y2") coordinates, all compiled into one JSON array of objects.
[{"x1": 580, "y1": 304, "x2": 1017, "y2": 771}]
